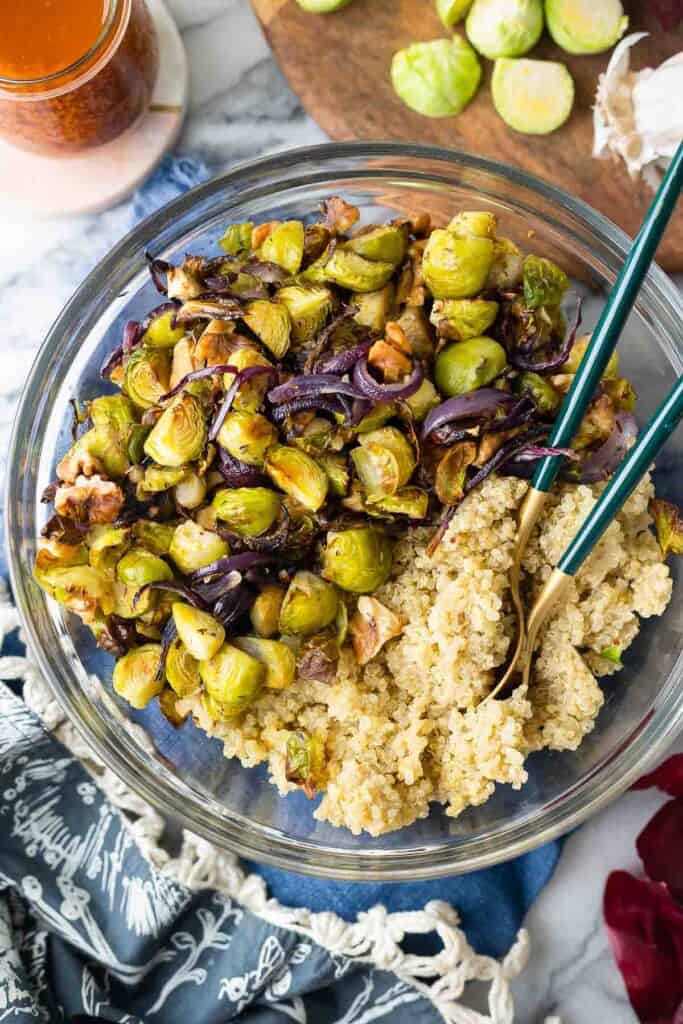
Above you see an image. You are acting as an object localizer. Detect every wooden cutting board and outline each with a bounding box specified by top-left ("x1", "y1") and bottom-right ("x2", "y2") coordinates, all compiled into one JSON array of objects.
[{"x1": 251, "y1": 0, "x2": 683, "y2": 271}]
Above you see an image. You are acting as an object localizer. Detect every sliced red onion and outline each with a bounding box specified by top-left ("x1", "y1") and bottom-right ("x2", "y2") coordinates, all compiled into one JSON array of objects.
[
  {"x1": 304, "y1": 304, "x2": 360, "y2": 372},
  {"x1": 315, "y1": 338, "x2": 374, "y2": 375},
  {"x1": 213, "y1": 585, "x2": 255, "y2": 630},
  {"x1": 510, "y1": 297, "x2": 583, "y2": 374},
  {"x1": 175, "y1": 295, "x2": 244, "y2": 324},
  {"x1": 579, "y1": 413, "x2": 638, "y2": 483},
  {"x1": 209, "y1": 365, "x2": 277, "y2": 442},
  {"x1": 190, "y1": 552, "x2": 277, "y2": 581},
  {"x1": 422, "y1": 389, "x2": 516, "y2": 440},
  {"x1": 464, "y1": 426, "x2": 552, "y2": 496},
  {"x1": 268, "y1": 373, "x2": 365, "y2": 405},
  {"x1": 145, "y1": 252, "x2": 172, "y2": 295},
  {"x1": 242, "y1": 259, "x2": 290, "y2": 284},
  {"x1": 353, "y1": 358, "x2": 424, "y2": 402},
  {"x1": 217, "y1": 450, "x2": 269, "y2": 488},
  {"x1": 513, "y1": 444, "x2": 579, "y2": 462},
  {"x1": 134, "y1": 580, "x2": 209, "y2": 611},
  {"x1": 221, "y1": 508, "x2": 291, "y2": 553},
  {"x1": 139, "y1": 301, "x2": 180, "y2": 335},
  {"x1": 160, "y1": 364, "x2": 239, "y2": 402},
  {"x1": 270, "y1": 394, "x2": 345, "y2": 423},
  {"x1": 204, "y1": 274, "x2": 269, "y2": 300},
  {"x1": 100, "y1": 320, "x2": 142, "y2": 379},
  {"x1": 192, "y1": 570, "x2": 243, "y2": 605},
  {"x1": 155, "y1": 618, "x2": 178, "y2": 681}
]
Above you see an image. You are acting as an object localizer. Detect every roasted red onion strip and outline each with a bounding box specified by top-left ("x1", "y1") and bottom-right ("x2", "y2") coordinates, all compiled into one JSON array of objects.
[
  {"x1": 145, "y1": 252, "x2": 172, "y2": 295},
  {"x1": 422, "y1": 389, "x2": 516, "y2": 440},
  {"x1": 160, "y1": 364, "x2": 239, "y2": 403},
  {"x1": 217, "y1": 450, "x2": 269, "y2": 488},
  {"x1": 510, "y1": 297, "x2": 583, "y2": 374},
  {"x1": 315, "y1": 338, "x2": 374, "y2": 375},
  {"x1": 353, "y1": 358, "x2": 424, "y2": 401},
  {"x1": 209, "y1": 365, "x2": 277, "y2": 442},
  {"x1": 579, "y1": 413, "x2": 638, "y2": 483},
  {"x1": 269, "y1": 373, "x2": 366, "y2": 405},
  {"x1": 133, "y1": 580, "x2": 209, "y2": 611},
  {"x1": 190, "y1": 551, "x2": 278, "y2": 581},
  {"x1": 100, "y1": 319, "x2": 142, "y2": 379}
]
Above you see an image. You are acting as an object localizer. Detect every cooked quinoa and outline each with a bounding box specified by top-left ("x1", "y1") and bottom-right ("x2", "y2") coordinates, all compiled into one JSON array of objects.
[{"x1": 192, "y1": 472, "x2": 672, "y2": 836}]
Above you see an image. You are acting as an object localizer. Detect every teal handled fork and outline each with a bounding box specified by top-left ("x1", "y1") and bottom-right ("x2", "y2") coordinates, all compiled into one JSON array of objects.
[{"x1": 488, "y1": 140, "x2": 683, "y2": 700}]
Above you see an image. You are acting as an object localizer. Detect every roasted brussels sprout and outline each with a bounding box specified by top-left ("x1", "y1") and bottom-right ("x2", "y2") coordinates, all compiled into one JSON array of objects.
[
  {"x1": 165, "y1": 637, "x2": 201, "y2": 697},
  {"x1": 219, "y1": 220, "x2": 253, "y2": 256},
  {"x1": 124, "y1": 349, "x2": 171, "y2": 409},
  {"x1": 466, "y1": 0, "x2": 543, "y2": 59},
  {"x1": 486, "y1": 237, "x2": 524, "y2": 289},
  {"x1": 260, "y1": 220, "x2": 305, "y2": 275},
  {"x1": 212, "y1": 486, "x2": 280, "y2": 537},
  {"x1": 448, "y1": 211, "x2": 497, "y2": 239},
  {"x1": 403, "y1": 378, "x2": 440, "y2": 422},
  {"x1": 277, "y1": 285, "x2": 333, "y2": 345},
  {"x1": 372, "y1": 487, "x2": 430, "y2": 519},
  {"x1": 250, "y1": 584, "x2": 286, "y2": 638},
  {"x1": 437, "y1": 0, "x2": 473, "y2": 26},
  {"x1": 285, "y1": 729, "x2": 326, "y2": 796},
  {"x1": 355, "y1": 402, "x2": 397, "y2": 435},
  {"x1": 36, "y1": 564, "x2": 110, "y2": 620},
  {"x1": 138, "y1": 464, "x2": 187, "y2": 495},
  {"x1": 564, "y1": 334, "x2": 618, "y2": 377},
  {"x1": 430, "y1": 298, "x2": 499, "y2": 340},
  {"x1": 265, "y1": 446, "x2": 329, "y2": 512},
  {"x1": 545, "y1": 0, "x2": 627, "y2": 55},
  {"x1": 174, "y1": 470, "x2": 207, "y2": 510},
  {"x1": 353, "y1": 284, "x2": 395, "y2": 332},
  {"x1": 391, "y1": 37, "x2": 482, "y2": 118},
  {"x1": 279, "y1": 571, "x2": 339, "y2": 636},
  {"x1": 422, "y1": 230, "x2": 494, "y2": 299},
  {"x1": 127, "y1": 424, "x2": 151, "y2": 464},
  {"x1": 89, "y1": 394, "x2": 137, "y2": 429},
  {"x1": 173, "y1": 603, "x2": 226, "y2": 661},
  {"x1": 143, "y1": 394, "x2": 207, "y2": 468},
  {"x1": 650, "y1": 499, "x2": 683, "y2": 558},
  {"x1": 316, "y1": 452, "x2": 350, "y2": 497},
  {"x1": 116, "y1": 547, "x2": 173, "y2": 588},
  {"x1": 169, "y1": 520, "x2": 229, "y2": 575},
  {"x1": 158, "y1": 687, "x2": 189, "y2": 726},
  {"x1": 516, "y1": 372, "x2": 561, "y2": 414},
  {"x1": 347, "y1": 225, "x2": 407, "y2": 266},
  {"x1": 223, "y1": 347, "x2": 274, "y2": 413},
  {"x1": 492, "y1": 58, "x2": 575, "y2": 135},
  {"x1": 322, "y1": 528, "x2": 393, "y2": 593},
  {"x1": 435, "y1": 441, "x2": 477, "y2": 504},
  {"x1": 199, "y1": 643, "x2": 265, "y2": 715},
  {"x1": 522, "y1": 254, "x2": 569, "y2": 310},
  {"x1": 350, "y1": 595, "x2": 405, "y2": 665},
  {"x1": 396, "y1": 306, "x2": 434, "y2": 362},
  {"x1": 234, "y1": 636, "x2": 296, "y2": 690},
  {"x1": 353, "y1": 426, "x2": 415, "y2": 498},
  {"x1": 141, "y1": 309, "x2": 185, "y2": 349},
  {"x1": 243, "y1": 300, "x2": 291, "y2": 359},
  {"x1": 87, "y1": 524, "x2": 130, "y2": 576},
  {"x1": 324, "y1": 248, "x2": 395, "y2": 293},
  {"x1": 217, "y1": 411, "x2": 278, "y2": 466},
  {"x1": 113, "y1": 644, "x2": 164, "y2": 709},
  {"x1": 434, "y1": 336, "x2": 507, "y2": 396}
]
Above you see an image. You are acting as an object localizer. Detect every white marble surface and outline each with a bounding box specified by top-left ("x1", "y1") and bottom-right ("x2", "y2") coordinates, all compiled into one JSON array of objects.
[{"x1": 0, "y1": 3, "x2": 679, "y2": 1021}]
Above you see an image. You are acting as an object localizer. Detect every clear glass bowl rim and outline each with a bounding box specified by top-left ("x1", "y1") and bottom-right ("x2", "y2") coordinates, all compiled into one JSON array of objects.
[{"x1": 7, "y1": 141, "x2": 683, "y2": 881}]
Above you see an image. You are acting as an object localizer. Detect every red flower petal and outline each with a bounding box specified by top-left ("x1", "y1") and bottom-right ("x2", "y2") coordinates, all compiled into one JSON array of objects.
[
  {"x1": 637, "y1": 799, "x2": 683, "y2": 900},
  {"x1": 633, "y1": 755, "x2": 683, "y2": 797},
  {"x1": 604, "y1": 870, "x2": 683, "y2": 1022}
]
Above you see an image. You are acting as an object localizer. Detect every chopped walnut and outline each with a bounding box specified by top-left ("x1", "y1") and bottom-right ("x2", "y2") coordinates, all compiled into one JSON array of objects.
[
  {"x1": 54, "y1": 475, "x2": 124, "y2": 525},
  {"x1": 321, "y1": 195, "x2": 360, "y2": 235},
  {"x1": 57, "y1": 444, "x2": 104, "y2": 484},
  {"x1": 368, "y1": 340, "x2": 413, "y2": 382},
  {"x1": 350, "y1": 596, "x2": 405, "y2": 666}
]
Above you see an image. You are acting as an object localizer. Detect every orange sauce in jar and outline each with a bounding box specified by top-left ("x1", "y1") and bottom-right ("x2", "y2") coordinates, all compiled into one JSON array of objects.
[{"x1": 0, "y1": 0, "x2": 159, "y2": 155}]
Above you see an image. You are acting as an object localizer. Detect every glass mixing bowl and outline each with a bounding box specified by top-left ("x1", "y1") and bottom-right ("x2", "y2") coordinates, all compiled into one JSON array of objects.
[{"x1": 7, "y1": 143, "x2": 683, "y2": 880}]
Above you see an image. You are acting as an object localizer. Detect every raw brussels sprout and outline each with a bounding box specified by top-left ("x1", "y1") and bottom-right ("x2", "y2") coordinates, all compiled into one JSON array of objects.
[
  {"x1": 250, "y1": 585, "x2": 286, "y2": 638},
  {"x1": 223, "y1": 347, "x2": 274, "y2": 413},
  {"x1": 322, "y1": 528, "x2": 393, "y2": 593},
  {"x1": 564, "y1": 334, "x2": 618, "y2": 377},
  {"x1": 437, "y1": 0, "x2": 474, "y2": 26},
  {"x1": 219, "y1": 220, "x2": 253, "y2": 256},
  {"x1": 545, "y1": 0, "x2": 627, "y2": 55},
  {"x1": 277, "y1": 285, "x2": 333, "y2": 345},
  {"x1": 284, "y1": 729, "x2": 326, "y2": 795},
  {"x1": 233, "y1": 637, "x2": 296, "y2": 690},
  {"x1": 89, "y1": 394, "x2": 137, "y2": 429},
  {"x1": 124, "y1": 350, "x2": 171, "y2": 409},
  {"x1": 165, "y1": 637, "x2": 201, "y2": 697},
  {"x1": 466, "y1": 0, "x2": 543, "y2": 58},
  {"x1": 143, "y1": 394, "x2": 207, "y2": 468},
  {"x1": 434, "y1": 336, "x2": 507, "y2": 396},
  {"x1": 279, "y1": 571, "x2": 339, "y2": 636},
  {"x1": 522, "y1": 255, "x2": 569, "y2": 310},
  {"x1": 87, "y1": 525, "x2": 130, "y2": 576},
  {"x1": 391, "y1": 37, "x2": 482, "y2": 118},
  {"x1": 517, "y1": 371, "x2": 561, "y2": 414},
  {"x1": 264, "y1": 445, "x2": 329, "y2": 512},
  {"x1": 141, "y1": 309, "x2": 185, "y2": 349},
  {"x1": 116, "y1": 547, "x2": 173, "y2": 588},
  {"x1": 486, "y1": 237, "x2": 524, "y2": 289},
  {"x1": 396, "y1": 306, "x2": 434, "y2": 362},
  {"x1": 296, "y1": 0, "x2": 353, "y2": 12},
  {"x1": 448, "y1": 211, "x2": 497, "y2": 239},
  {"x1": 422, "y1": 230, "x2": 494, "y2": 299},
  {"x1": 199, "y1": 643, "x2": 265, "y2": 716},
  {"x1": 212, "y1": 486, "x2": 280, "y2": 537},
  {"x1": 403, "y1": 378, "x2": 440, "y2": 422},
  {"x1": 174, "y1": 470, "x2": 207, "y2": 510},
  {"x1": 372, "y1": 487, "x2": 430, "y2": 519},
  {"x1": 316, "y1": 452, "x2": 350, "y2": 497},
  {"x1": 173, "y1": 603, "x2": 225, "y2": 662},
  {"x1": 260, "y1": 220, "x2": 305, "y2": 275},
  {"x1": 113, "y1": 644, "x2": 164, "y2": 709},
  {"x1": 430, "y1": 298, "x2": 499, "y2": 340},
  {"x1": 492, "y1": 59, "x2": 575, "y2": 135},
  {"x1": 243, "y1": 300, "x2": 291, "y2": 359},
  {"x1": 324, "y1": 248, "x2": 395, "y2": 293},
  {"x1": 169, "y1": 520, "x2": 229, "y2": 575},
  {"x1": 347, "y1": 225, "x2": 407, "y2": 266},
  {"x1": 139, "y1": 464, "x2": 187, "y2": 494},
  {"x1": 353, "y1": 284, "x2": 395, "y2": 332},
  {"x1": 217, "y1": 411, "x2": 278, "y2": 466}
]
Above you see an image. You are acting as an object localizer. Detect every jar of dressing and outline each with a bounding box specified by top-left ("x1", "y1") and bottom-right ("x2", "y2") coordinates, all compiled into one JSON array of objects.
[{"x1": 0, "y1": 0, "x2": 159, "y2": 155}]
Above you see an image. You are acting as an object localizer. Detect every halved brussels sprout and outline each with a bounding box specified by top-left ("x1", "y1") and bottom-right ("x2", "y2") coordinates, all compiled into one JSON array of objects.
[
  {"x1": 141, "y1": 310, "x2": 185, "y2": 349},
  {"x1": 279, "y1": 571, "x2": 339, "y2": 636},
  {"x1": 422, "y1": 230, "x2": 494, "y2": 299},
  {"x1": 403, "y1": 378, "x2": 440, "y2": 422},
  {"x1": 219, "y1": 220, "x2": 253, "y2": 256},
  {"x1": 324, "y1": 248, "x2": 395, "y2": 293},
  {"x1": 437, "y1": 0, "x2": 474, "y2": 26},
  {"x1": 260, "y1": 220, "x2": 305, "y2": 275},
  {"x1": 396, "y1": 307, "x2": 435, "y2": 362},
  {"x1": 169, "y1": 520, "x2": 229, "y2": 575},
  {"x1": 223, "y1": 347, "x2": 274, "y2": 413},
  {"x1": 217, "y1": 411, "x2": 278, "y2": 467},
  {"x1": 116, "y1": 547, "x2": 173, "y2": 588},
  {"x1": 87, "y1": 525, "x2": 130, "y2": 576},
  {"x1": 127, "y1": 424, "x2": 151, "y2": 463},
  {"x1": 448, "y1": 211, "x2": 497, "y2": 239},
  {"x1": 166, "y1": 265, "x2": 203, "y2": 302},
  {"x1": 113, "y1": 644, "x2": 164, "y2": 709},
  {"x1": 37, "y1": 565, "x2": 110, "y2": 619},
  {"x1": 391, "y1": 37, "x2": 482, "y2": 118},
  {"x1": 284, "y1": 729, "x2": 326, "y2": 796},
  {"x1": 265, "y1": 446, "x2": 329, "y2": 512},
  {"x1": 89, "y1": 394, "x2": 137, "y2": 429},
  {"x1": 316, "y1": 452, "x2": 350, "y2": 497},
  {"x1": 486, "y1": 237, "x2": 524, "y2": 289},
  {"x1": 522, "y1": 255, "x2": 569, "y2": 310},
  {"x1": 139, "y1": 464, "x2": 187, "y2": 494},
  {"x1": 355, "y1": 402, "x2": 397, "y2": 434},
  {"x1": 174, "y1": 470, "x2": 207, "y2": 510},
  {"x1": 545, "y1": 0, "x2": 627, "y2": 55},
  {"x1": 124, "y1": 348, "x2": 171, "y2": 409},
  {"x1": 173, "y1": 603, "x2": 225, "y2": 661},
  {"x1": 492, "y1": 59, "x2": 575, "y2": 135},
  {"x1": 430, "y1": 298, "x2": 499, "y2": 341},
  {"x1": 360, "y1": 427, "x2": 415, "y2": 487},
  {"x1": 466, "y1": 0, "x2": 543, "y2": 59},
  {"x1": 435, "y1": 441, "x2": 478, "y2": 504},
  {"x1": 434, "y1": 336, "x2": 507, "y2": 396},
  {"x1": 353, "y1": 284, "x2": 395, "y2": 332},
  {"x1": 35, "y1": 538, "x2": 88, "y2": 578},
  {"x1": 372, "y1": 487, "x2": 430, "y2": 519},
  {"x1": 603, "y1": 377, "x2": 636, "y2": 413},
  {"x1": 277, "y1": 285, "x2": 333, "y2": 345},
  {"x1": 250, "y1": 584, "x2": 286, "y2": 638},
  {"x1": 158, "y1": 687, "x2": 189, "y2": 726},
  {"x1": 322, "y1": 528, "x2": 393, "y2": 593},
  {"x1": 233, "y1": 637, "x2": 296, "y2": 690},
  {"x1": 144, "y1": 394, "x2": 207, "y2": 468},
  {"x1": 212, "y1": 487, "x2": 280, "y2": 537},
  {"x1": 564, "y1": 334, "x2": 618, "y2": 377},
  {"x1": 199, "y1": 643, "x2": 265, "y2": 715},
  {"x1": 165, "y1": 637, "x2": 201, "y2": 697},
  {"x1": 243, "y1": 300, "x2": 291, "y2": 359},
  {"x1": 351, "y1": 444, "x2": 400, "y2": 499},
  {"x1": 58, "y1": 426, "x2": 128, "y2": 482},
  {"x1": 516, "y1": 371, "x2": 561, "y2": 414},
  {"x1": 347, "y1": 225, "x2": 407, "y2": 266}
]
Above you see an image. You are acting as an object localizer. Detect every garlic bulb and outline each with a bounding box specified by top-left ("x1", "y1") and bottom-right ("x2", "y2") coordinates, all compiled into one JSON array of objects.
[{"x1": 593, "y1": 32, "x2": 683, "y2": 189}]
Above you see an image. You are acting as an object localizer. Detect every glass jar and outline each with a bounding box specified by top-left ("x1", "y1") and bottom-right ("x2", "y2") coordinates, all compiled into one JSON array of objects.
[{"x1": 0, "y1": 0, "x2": 159, "y2": 155}]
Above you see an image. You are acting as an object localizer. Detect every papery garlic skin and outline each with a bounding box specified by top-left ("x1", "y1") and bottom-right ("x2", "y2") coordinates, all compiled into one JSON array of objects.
[{"x1": 593, "y1": 32, "x2": 683, "y2": 189}]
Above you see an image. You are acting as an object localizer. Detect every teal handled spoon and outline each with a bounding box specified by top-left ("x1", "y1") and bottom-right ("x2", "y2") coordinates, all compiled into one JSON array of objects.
[{"x1": 489, "y1": 140, "x2": 683, "y2": 701}]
